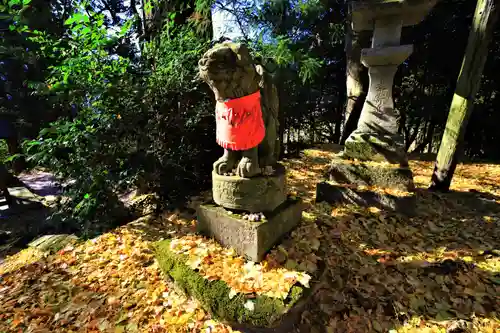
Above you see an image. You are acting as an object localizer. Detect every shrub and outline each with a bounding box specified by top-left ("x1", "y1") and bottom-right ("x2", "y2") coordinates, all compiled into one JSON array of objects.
[{"x1": 24, "y1": 6, "x2": 219, "y2": 236}]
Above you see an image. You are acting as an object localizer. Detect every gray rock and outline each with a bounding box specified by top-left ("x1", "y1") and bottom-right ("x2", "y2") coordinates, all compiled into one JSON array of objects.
[
  {"x1": 28, "y1": 234, "x2": 78, "y2": 253},
  {"x1": 316, "y1": 182, "x2": 415, "y2": 215}
]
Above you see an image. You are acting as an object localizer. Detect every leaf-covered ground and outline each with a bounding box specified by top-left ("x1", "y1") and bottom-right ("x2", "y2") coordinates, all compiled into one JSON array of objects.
[{"x1": 1, "y1": 146, "x2": 499, "y2": 333}]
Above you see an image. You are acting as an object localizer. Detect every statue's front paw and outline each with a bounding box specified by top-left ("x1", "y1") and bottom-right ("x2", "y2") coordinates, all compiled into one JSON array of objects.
[
  {"x1": 213, "y1": 157, "x2": 235, "y2": 175},
  {"x1": 236, "y1": 157, "x2": 261, "y2": 178}
]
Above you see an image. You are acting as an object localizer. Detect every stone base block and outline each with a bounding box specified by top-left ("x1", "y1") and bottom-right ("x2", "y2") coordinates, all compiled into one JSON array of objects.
[
  {"x1": 196, "y1": 198, "x2": 303, "y2": 262},
  {"x1": 343, "y1": 132, "x2": 408, "y2": 165},
  {"x1": 327, "y1": 157, "x2": 414, "y2": 192},
  {"x1": 212, "y1": 164, "x2": 287, "y2": 213},
  {"x1": 154, "y1": 239, "x2": 326, "y2": 333},
  {"x1": 316, "y1": 182, "x2": 415, "y2": 215}
]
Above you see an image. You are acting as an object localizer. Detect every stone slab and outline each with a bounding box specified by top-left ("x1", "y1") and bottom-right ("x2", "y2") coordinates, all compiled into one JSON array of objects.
[
  {"x1": 196, "y1": 199, "x2": 303, "y2": 262},
  {"x1": 351, "y1": 0, "x2": 438, "y2": 31},
  {"x1": 8, "y1": 186, "x2": 44, "y2": 202},
  {"x1": 229, "y1": 270, "x2": 327, "y2": 333},
  {"x1": 0, "y1": 187, "x2": 46, "y2": 218},
  {"x1": 316, "y1": 181, "x2": 415, "y2": 215},
  {"x1": 212, "y1": 164, "x2": 287, "y2": 213},
  {"x1": 327, "y1": 157, "x2": 414, "y2": 192},
  {"x1": 28, "y1": 234, "x2": 78, "y2": 253},
  {"x1": 154, "y1": 239, "x2": 327, "y2": 332},
  {"x1": 361, "y1": 45, "x2": 413, "y2": 67}
]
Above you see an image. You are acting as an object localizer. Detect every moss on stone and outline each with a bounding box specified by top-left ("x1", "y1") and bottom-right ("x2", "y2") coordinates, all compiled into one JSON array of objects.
[
  {"x1": 345, "y1": 139, "x2": 381, "y2": 160},
  {"x1": 327, "y1": 156, "x2": 415, "y2": 192},
  {"x1": 28, "y1": 234, "x2": 78, "y2": 253},
  {"x1": 154, "y1": 239, "x2": 304, "y2": 327},
  {"x1": 344, "y1": 134, "x2": 409, "y2": 165}
]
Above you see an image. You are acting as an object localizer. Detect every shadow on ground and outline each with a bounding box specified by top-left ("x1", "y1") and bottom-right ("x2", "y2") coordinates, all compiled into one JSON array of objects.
[
  {"x1": 0, "y1": 170, "x2": 135, "y2": 259},
  {"x1": 128, "y1": 148, "x2": 500, "y2": 332},
  {"x1": 0, "y1": 149, "x2": 499, "y2": 333},
  {"x1": 285, "y1": 149, "x2": 500, "y2": 333}
]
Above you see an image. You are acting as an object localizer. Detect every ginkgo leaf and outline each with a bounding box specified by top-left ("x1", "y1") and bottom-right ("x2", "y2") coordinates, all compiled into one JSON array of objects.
[
  {"x1": 244, "y1": 300, "x2": 255, "y2": 311},
  {"x1": 296, "y1": 272, "x2": 311, "y2": 288},
  {"x1": 228, "y1": 289, "x2": 238, "y2": 299},
  {"x1": 186, "y1": 258, "x2": 202, "y2": 270}
]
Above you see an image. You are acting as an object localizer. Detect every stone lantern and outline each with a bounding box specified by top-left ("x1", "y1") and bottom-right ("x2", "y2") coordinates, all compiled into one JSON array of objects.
[{"x1": 317, "y1": 0, "x2": 437, "y2": 212}]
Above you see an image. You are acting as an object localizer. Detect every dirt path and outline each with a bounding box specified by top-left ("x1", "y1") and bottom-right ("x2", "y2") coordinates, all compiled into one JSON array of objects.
[{"x1": 17, "y1": 169, "x2": 63, "y2": 197}]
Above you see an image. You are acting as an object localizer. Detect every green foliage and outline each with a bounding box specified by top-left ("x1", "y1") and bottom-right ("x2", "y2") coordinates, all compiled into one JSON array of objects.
[
  {"x1": 255, "y1": 36, "x2": 295, "y2": 66},
  {"x1": 0, "y1": 140, "x2": 8, "y2": 162},
  {"x1": 219, "y1": 0, "x2": 345, "y2": 146},
  {"x1": 22, "y1": 5, "x2": 132, "y2": 234},
  {"x1": 23, "y1": 4, "x2": 217, "y2": 236},
  {"x1": 0, "y1": 0, "x2": 60, "y2": 174},
  {"x1": 297, "y1": 54, "x2": 323, "y2": 84},
  {"x1": 134, "y1": 26, "x2": 218, "y2": 200},
  {"x1": 3, "y1": 0, "x2": 500, "y2": 238}
]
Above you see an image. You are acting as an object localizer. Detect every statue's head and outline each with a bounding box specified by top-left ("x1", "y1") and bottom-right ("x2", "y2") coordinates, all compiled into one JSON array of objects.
[{"x1": 198, "y1": 42, "x2": 261, "y2": 101}]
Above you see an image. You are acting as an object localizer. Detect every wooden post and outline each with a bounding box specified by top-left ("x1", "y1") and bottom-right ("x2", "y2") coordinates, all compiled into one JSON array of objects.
[{"x1": 430, "y1": 0, "x2": 499, "y2": 191}]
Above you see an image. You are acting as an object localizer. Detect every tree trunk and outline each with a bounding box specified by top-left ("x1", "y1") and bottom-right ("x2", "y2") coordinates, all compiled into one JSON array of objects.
[
  {"x1": 277, "y1": 73, "x2": 286, "y2": 159},
  {"x1": 333, "y1": 91, "x2": 343, "y2": 143},
  {"x1": 426, "y1": 118, "x2": 436, "y2": 153},
  {"x1": 406, "y1": 118, "x2": 423, "y2": 151},
  {"x1": 101, "y1": 0, "x2": 120, "y2": 25},
  {"x1": 340, "y1": 11, "x2": 371, "y2": 144},
  {"x1": 130, "y1": 0, "x2": 144, "y2": 37},
  {"x1": 142, "y1": 0, "x2": 196, "y2": 41},
  {"x1": 430, "y1": 0, "x2": 499, "y2": 191},
  {"x1": 6, "y1": 136, "x2": 26, "y2": 174},
  {"x1": 411, "y1": 119, "x2": 435, "y2": 155},
  {"x1": 426, "y1": 86, "x2": 437, "y2": 154}
]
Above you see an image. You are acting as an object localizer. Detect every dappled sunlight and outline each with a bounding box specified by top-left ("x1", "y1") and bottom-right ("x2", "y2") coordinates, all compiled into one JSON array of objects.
[
  {"x1": 0, "y1": 247, "x2": 46, "y2": 275},
  {"x1": 0, "y1": 224, "x2": 239, "y2": 332},
  {"x1": 1, "y1": 149, "x2": 499, "y2": 332},
  {"x1": 410, "y1": 160, "x2": 500, "y2": 196},
  {"x1": 283, "y1": 151, "x2": 500, "y2": 332},
  {"x1": 3, "y1": 0, "x2": 500, "y2": 332},
  {"x1": 166, "y1": 234, "x2": 312, "y2": 299}
]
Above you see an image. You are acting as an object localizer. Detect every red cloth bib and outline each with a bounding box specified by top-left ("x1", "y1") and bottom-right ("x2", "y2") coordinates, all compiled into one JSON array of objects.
[{"x1": 215, "y1": 91, "x2": 265, "y2": 151}]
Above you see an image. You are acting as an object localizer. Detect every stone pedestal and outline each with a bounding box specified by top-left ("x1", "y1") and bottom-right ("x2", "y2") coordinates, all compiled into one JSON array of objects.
[
  {"x1": 212, "y1": 164, "x2": 287, "y2": 213},
  {"x1": 154, "y1": 236, "x2": 326, "y2": 332},
  {"x1": 316, "y1": 182, "x2": 415, "y2": 214},
  {"x1": 316, "y1": 157, "x2": 416, "y2": 214},
  {"x1": 197, "y1": 198, "x2": 303, "y2": 262},
  {"x1": 326, "y1": 157, "x2": 414, "y2": 191},
  {"x1": 198, "y1": 163, "x2": 302, "y2": 262}
]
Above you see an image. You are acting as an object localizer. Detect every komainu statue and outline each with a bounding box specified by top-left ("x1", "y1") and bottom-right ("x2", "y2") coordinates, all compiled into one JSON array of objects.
[
  {"x1": 198, "y1": 42, "x2": 279, "y2": 178},
  {"x1": 196, "y1": 41, "x2": 303, "y2": 263}
]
